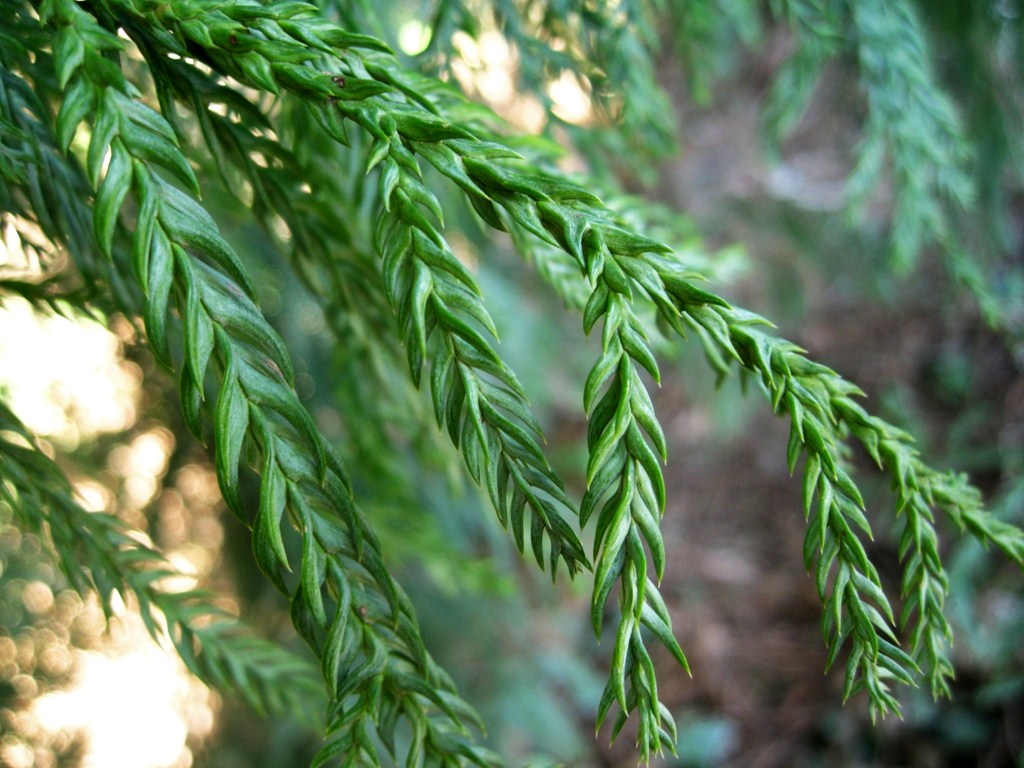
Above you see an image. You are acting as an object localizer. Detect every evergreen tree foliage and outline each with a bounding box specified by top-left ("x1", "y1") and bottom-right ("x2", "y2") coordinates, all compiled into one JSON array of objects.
[{"x1": 0, "y1": 0, "x2": 1022, "y2": 764}]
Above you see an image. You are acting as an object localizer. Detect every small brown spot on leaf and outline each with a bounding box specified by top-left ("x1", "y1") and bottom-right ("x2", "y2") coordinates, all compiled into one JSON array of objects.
[{"x1": 263, "y1": 357, "x2": 284, "y2": 379}]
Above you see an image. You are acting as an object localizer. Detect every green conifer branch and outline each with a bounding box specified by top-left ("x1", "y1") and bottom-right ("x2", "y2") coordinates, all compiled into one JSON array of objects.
[
  {"x1": 107, "y1": 0, "x2": 589, "y2": 578},
  {"x1": 31, "y1": 2, "x2": 501, "y2": 763},
  {"x1": 669, "y1": 0, "x2": 762, "y2": 105},
  {"x1": 99, "y1": 2, "x2": 683, "y2": 749},
  {"x1": 700, "y1": 310, "x2": 1024, "y2": 702},
  {"x1": 123, "y1": 42, "x2": 446, "y2": 499},
  {"x1": 83, "y1": 0, "x2": 1024, "y2": 745},
  {"x1": 399, "y1": 84, "x2": 1021, "y2": 718},
  {"x1": 388, "y1": 72, "x2": 1016, "y2": 734},
  {"x1": 0, "y1": 28, "x2": 138, "y2": 313},
  {"x1": 4, "y1": 0, "x2": 1021, "y2": 762},
  {"x1": 370, "y1": 145, "x2": 589, "y2": 577}
]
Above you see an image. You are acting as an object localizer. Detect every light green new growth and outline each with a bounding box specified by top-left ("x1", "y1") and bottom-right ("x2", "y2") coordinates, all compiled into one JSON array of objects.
[{"x1": 1, "y1": 0, "x2": 1022, "y2": 765}]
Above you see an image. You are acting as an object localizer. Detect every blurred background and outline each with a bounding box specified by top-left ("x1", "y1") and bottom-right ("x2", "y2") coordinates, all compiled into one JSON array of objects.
[{"x1": 2, "y1": 0, "x2": 1023, "y2": 766}]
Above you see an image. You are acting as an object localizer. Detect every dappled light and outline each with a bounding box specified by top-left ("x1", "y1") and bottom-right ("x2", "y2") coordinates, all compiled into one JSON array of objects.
[
  {"x1": 33, "y1": 610, "x2": 215, "y2": 768},
  {"x1": 0, "y1": 289, "x2": 227, "y2": 768},
  {"x1": 0, "y1": 298, "x2": 140, "y2": 447}
]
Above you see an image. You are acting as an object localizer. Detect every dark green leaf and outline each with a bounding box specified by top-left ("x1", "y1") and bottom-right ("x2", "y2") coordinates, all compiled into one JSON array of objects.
[
  {"x1": 94, "y1": 140, "x2": 131, "y2": 257},
  {"x1": 214, "y1": 363, "x2": 250, "y2": 521}
]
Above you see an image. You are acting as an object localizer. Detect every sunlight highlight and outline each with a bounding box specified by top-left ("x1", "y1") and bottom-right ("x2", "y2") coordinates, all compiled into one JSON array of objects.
[
  {"x1": 0, "y1": 298, "x2": 140, "y2": 448},
  {"x1": 0, "y1": 285, "x2": 219, "y2": 768},
  {"x1": 33, "y1": 616, "x2": 215, "y2": 768},
  {"x1": 399, "y1": 20, "x2": 431, "y2": 55}
]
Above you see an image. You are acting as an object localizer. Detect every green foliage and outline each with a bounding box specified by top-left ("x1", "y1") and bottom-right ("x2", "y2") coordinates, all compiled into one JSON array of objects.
[{"x1": 0, "y1": 0, "x2": 1022, "y2": 765}]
